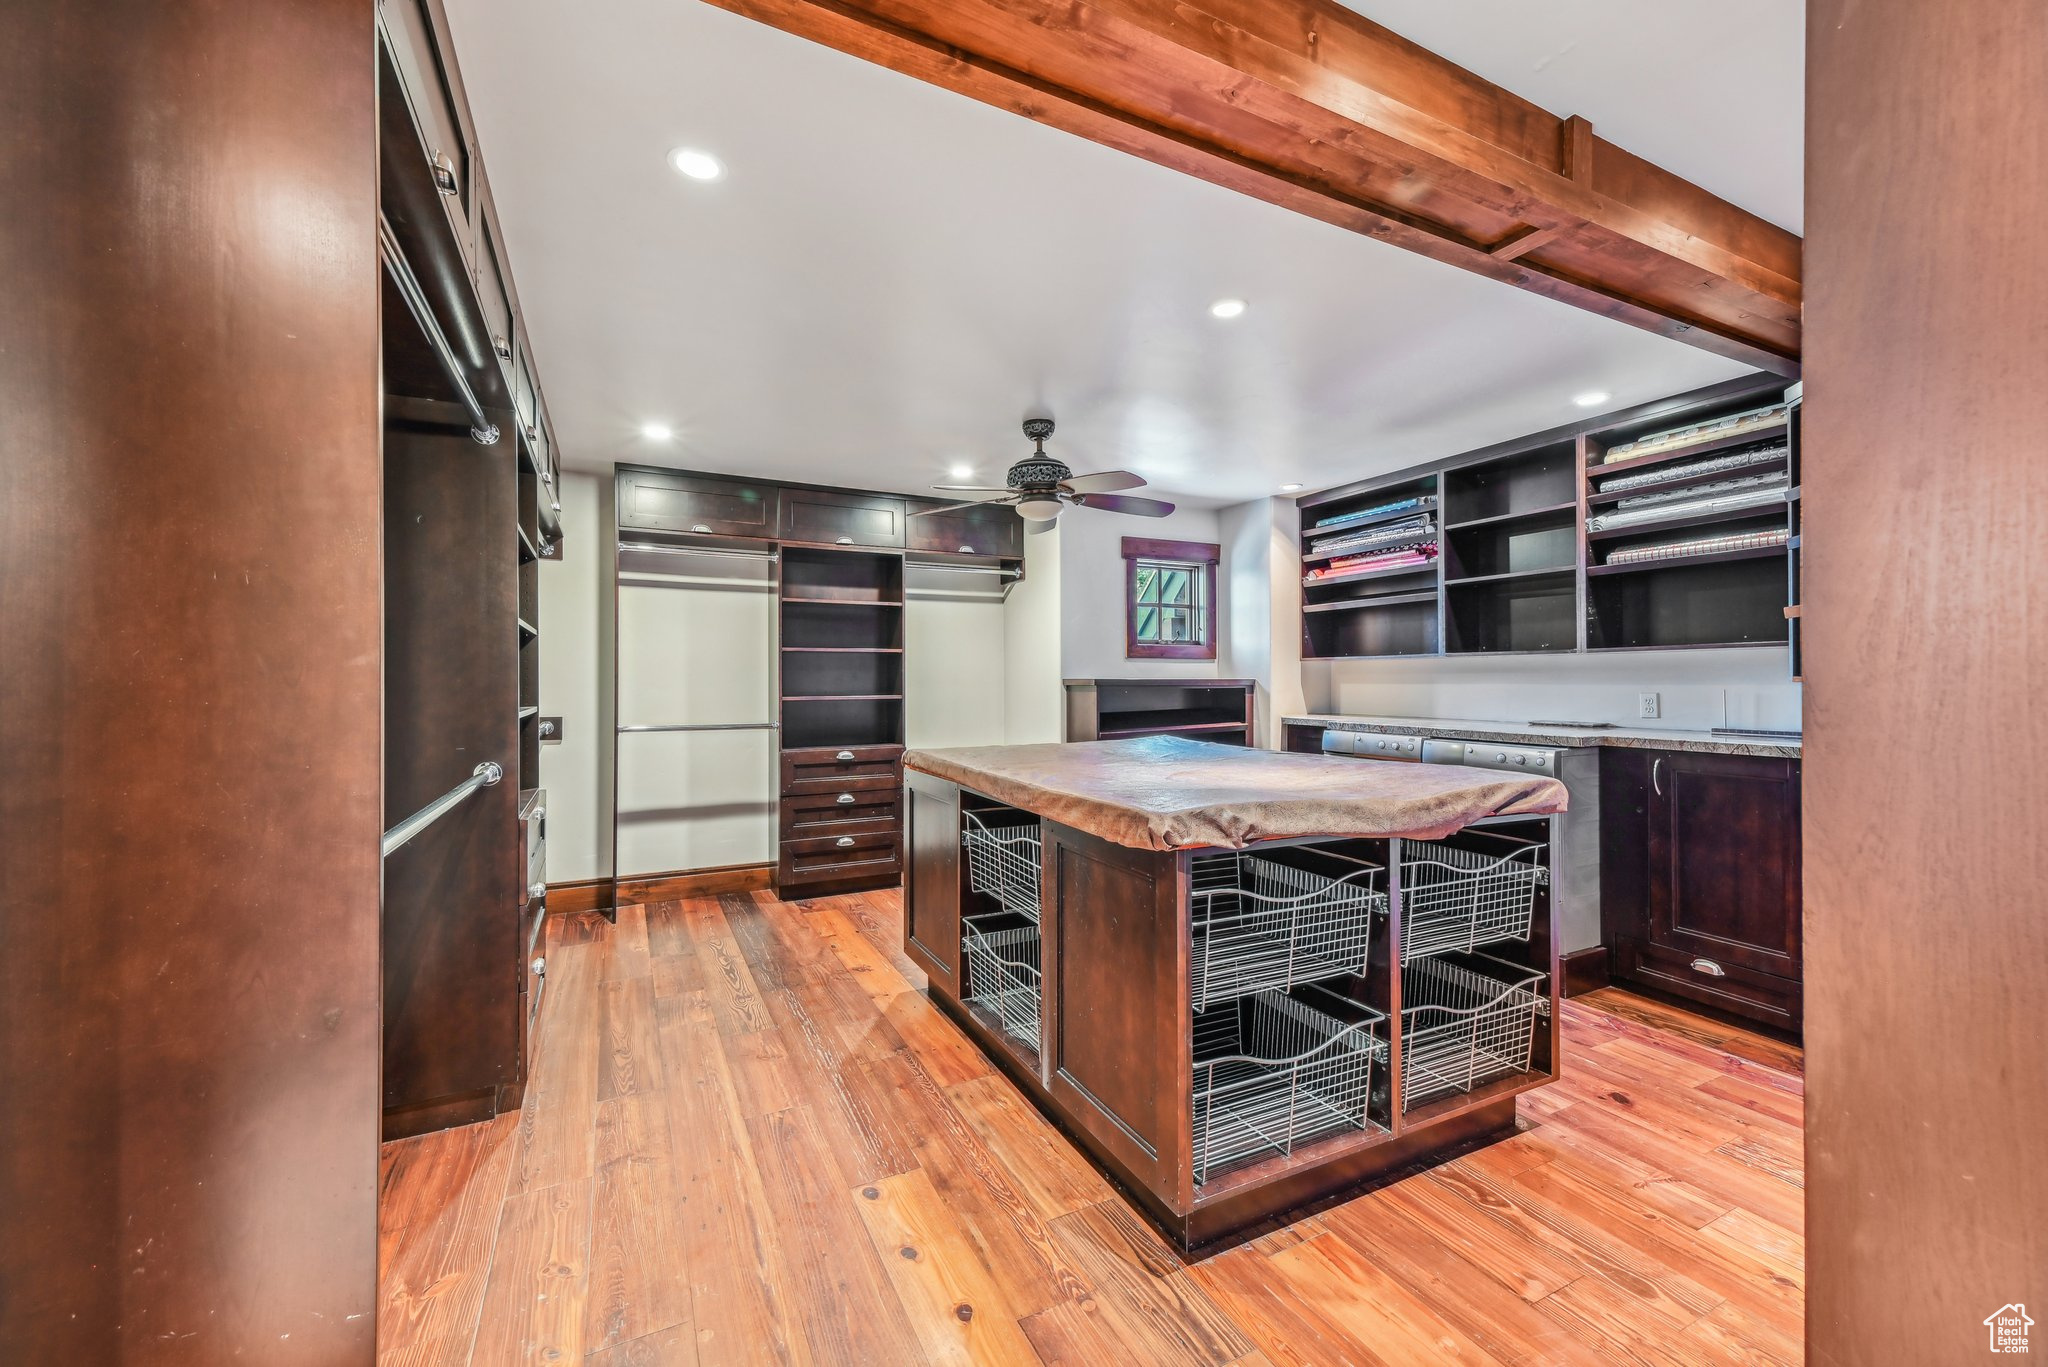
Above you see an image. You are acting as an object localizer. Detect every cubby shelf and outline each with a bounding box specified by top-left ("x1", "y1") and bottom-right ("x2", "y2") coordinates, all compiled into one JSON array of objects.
[
  {"x1": 1587, "y1": 454, "x2": 1789, "y2": 506},
  {"x1": 1586, "y1": 544, "x2": 1788, "y2": 577},
  {"x1": 1585, "y1": 498, "x2": 1789, "y2": 543},
  {"x1": 1442, "y1": 501, "x2": 1578, "y2": 531},
  {"x1": 1590, "y1": 419, "x2": 1789, "y2": 479},
  {"x1": 781, "y1": 645, "x2": 904, "y2": 653},
  {"x1": 1302, "y1": 590, "x2": 1440, "y2": 614},
  {"x1": 1302, "y1": 560, "x2": 1438, "y2": 589},
  {"x1": 1443, "y1": 566, "x2": 1575, "y2": 587},
  {"x1": 781, "y1": 596, "x2": 904, "y2": 607}
]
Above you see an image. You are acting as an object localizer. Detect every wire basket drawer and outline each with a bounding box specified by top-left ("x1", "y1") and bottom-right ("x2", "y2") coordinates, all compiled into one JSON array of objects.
[
  {"x1": 962, "y1": 811, "x2": 1042, "y2": 922},
  {"x1": 1190, "y1": 850, "x2": 1388, "y2": 1010},
  {"x1": 1192, "y1": 985, "x2": 1387, "y2": 1186},
  {"x1": 963, "y1": 912, "x2": 1041, "y2": 1052},
  {"x1": 1399, "y1": 837, "x2": 1548, "y2": 961},
  {"x1": 1400, "y1": 952, "x2": 1549, "y2": 1110}
]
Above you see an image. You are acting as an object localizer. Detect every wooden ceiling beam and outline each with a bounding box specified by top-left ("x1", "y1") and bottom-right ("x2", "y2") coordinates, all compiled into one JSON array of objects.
[{"x1": 702, "y1": 0, "x2": 1803, "y2": 374}]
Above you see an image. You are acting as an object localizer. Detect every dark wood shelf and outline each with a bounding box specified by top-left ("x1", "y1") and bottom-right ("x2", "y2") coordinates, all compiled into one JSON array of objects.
[
  {"x1": 783, "y1": 693, "x2": 904, "y2": 702},
  {"x1": 1443, "y1": 565, "x2": 1576, "y2": 587},
  {"x1": 518, "y1": 705, "x2": 538, "y2": 720},
  {"x1": 517, "y1": 523, "x2": 538, "y2": 563},
  {"x1": 517, "y1": 617, "x2": 537, "y2": 641},
  {"x1": 1590, "y1": 421, "x2": 1789, "y2": 479},
  {"x1": 1302, "y1": 494, "x2": 1438, "y2": 539},
  {"x1": 1588, "y1": 456, "x2": 1789, "y2": 506},
  {"x1": 1585, "y1": 498, "x2": 1788, "y2": 543},
  {"x1": 1302, "y1": 590, "x2": 1440, "y2": 614},
  {"x1": 780, "y1": 596, "x2": 904, "y2": 607},
  {"x1": 780, "y1": 645, "x2": 904, "y2": 653},
  {"x1": 1303, "y1": 560, "x2": 1439, "y2": 590},
  {"x1": 1096, "y1": 708, "x2": 1248, "y2": 735},
  {"x1": 1587, "y1": 544, "x2": 1790, "y2": 577},
  {"x1": 1442, "y1": 500, "x2": 1578, "y2": 531}
]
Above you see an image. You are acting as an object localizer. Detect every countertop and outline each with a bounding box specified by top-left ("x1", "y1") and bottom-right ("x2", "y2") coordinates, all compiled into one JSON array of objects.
[
  {"x1": 1285, "y1": 713, "x2": 1802, "y2": 759},
  {"x1": 905, "y1": 734, "x2": 1566, "y2": 851}
]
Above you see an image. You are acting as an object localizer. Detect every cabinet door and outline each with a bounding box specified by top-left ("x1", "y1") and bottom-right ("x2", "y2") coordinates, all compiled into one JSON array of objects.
[
  {"x1": 905, "y1": 500, "x2": 1024, "y2": 558},
  {"x1": 617, "y1": 468, "x2": 778, "y2": 538},
  {"x1": 1598, "y1": 748, "x2": 1653, "y2": 947},
  {"x1": 1646, "y1": 752, "x2": 1801, "y2": 978},
  {"x1": 378, "y1": 0, "x2": 470, "y2": 223},
  {"x1": 902, "y1": 773, "x2": 961, "y2": 994},
  {"x1": 780, "y1": 488, "x2": 907, "y2": 548}
]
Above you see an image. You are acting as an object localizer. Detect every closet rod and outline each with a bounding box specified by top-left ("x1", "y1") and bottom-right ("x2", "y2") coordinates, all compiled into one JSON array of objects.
[
  {"x1": 378, "y1": 215, "x2": 498, "y2": 445},
  {"x1": 381, "y1": 761, "x2": 503, "y2": 858},
  {"x1": 617, "y1": 722, "x2": 781, "y2": 733},
  {"x1": 617, "y1": 540, "x2": 781, "y2": 563},
  {"x1": 907, "y1": 562, "x2": 1021, "y2": 579}
]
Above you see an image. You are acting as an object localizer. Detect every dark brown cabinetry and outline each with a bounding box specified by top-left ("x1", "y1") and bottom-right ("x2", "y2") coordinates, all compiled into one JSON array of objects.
[
  {"x1": 1601, "y1": 748, "x2": 1802, "y2": 1031},
  {"x1": 1064, "y1": 678, "x2": 1256, "y2": 745},
  {"x1": 779, "y1": 487, "x2": 909, "y2": 548},
  {"x1": 617, "y1": 467, "x2": 779, "y2": 538},
  {"x1": 905, "y1": 498, "x2": 1025, "y2": 558}
]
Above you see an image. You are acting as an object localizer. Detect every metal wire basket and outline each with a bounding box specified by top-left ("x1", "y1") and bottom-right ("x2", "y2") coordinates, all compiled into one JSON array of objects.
[
  {"x1": 1399, "y1": 838, "x2": 1548, "y2": 961},
  {"x1": 1399, "y1": 953, "x2": 1549, "y2": 1110},
  {"x1": 961, "y1": 810, "x2": 1042, "y2": 922},
  {"x1": 1189, "y1": 850, "x2": 1388, "y2": 1010},
  {"x1": 963, "y1": 913, "x2": 1041, "y2": 1052},
  {"x1": 1191, "y1": 985, "x2": 1387, "y2": 1185}
]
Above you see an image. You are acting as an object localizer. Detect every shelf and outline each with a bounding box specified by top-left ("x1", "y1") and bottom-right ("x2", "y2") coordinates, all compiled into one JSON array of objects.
[
  {"x1": 781, "y1": 596, "x2": 904, "y2": 607},
  {"x1": 1302, "y1": 590, "x2": 1440, "y2": 614},
  {"x1": 1302, "y1": 494, "x2": 1438, "y2": 539},
  {"x1": 1586, "y1": 544, "x2": 1790, "y2": 577},
  {"x1": 1587, "y1": 455, "x2": 1789, "y2": 506},
  {"x1": 518, "y1": 523, "x2": 539, "y2": 563},
  {"x1": 781, "y1": 645, "x2": 904, "y2": 653},
  {"x1": 1591, "y1": 421, "x2": 1788, "y2": 479},
  {"x1": 1301, "y1": 534, "x2": 1436, "y2": 565},
  {"x1": 519, "y1": 706, "x2": 539, "y2": 720},
  {"x1": 1099, "y1": 720, "x2": 1249, "y2": 738},
  {"x1": 517, "y1": 617, "x2": 537, "y2": 641},
  {"x1": 782, "y1": 693, "x2": 904, "y2": 702},
  {"x1": 1585, "y1": 498, "x2": 1788, "y2": 543},
  {"x1": 1096, "y1": 708, "x2": 1247, "y2": 734},
  {"x1": 1303, "y1": 560, "x2": 1438, "y2": 590},
  {"x1": 1442, "y1": 501, "x2": 1578, "y2": 531},
  {"x1": 1443, "y1": 566, "x2": 1575, "y2": 587}
]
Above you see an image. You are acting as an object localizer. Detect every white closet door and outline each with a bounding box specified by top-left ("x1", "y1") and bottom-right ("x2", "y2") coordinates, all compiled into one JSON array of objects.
[{"x1": 616, "y1": 555, "x2": 777, "y2": 877}]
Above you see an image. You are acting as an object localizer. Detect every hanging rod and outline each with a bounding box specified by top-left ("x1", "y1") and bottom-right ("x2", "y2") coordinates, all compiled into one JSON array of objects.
[
  {"x1": 617, "y1": 540, "x2": 780, "y2": 563},
  {"x1": 907, "y1": 561, "x2": 1021, "y2": 579},
  {"x1": 617, "y1": 722, "x2": 781, "y2": 733},
  {"x1": 378, "y1": 215, "x2": 498, "y2": 445},
  {"x1": 382, "y1": 761, "x2": 502, "y2": 858}
]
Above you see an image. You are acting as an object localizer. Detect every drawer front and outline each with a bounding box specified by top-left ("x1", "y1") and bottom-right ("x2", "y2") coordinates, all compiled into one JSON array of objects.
[
  {"x1": 779, "y1": 488, "x2": 908, "y2": 548},
  {"x1": 618, "y1": 467, "x2": 778, "y2": 538},
  {"x1": 1615, "y1": 937, "x2": 1801, "y2": 1032},
  {"x1": 779, "y1": 831, "x2": 901, "y2": 885},
  {"x1": 780, "y1": 744, "x2": 903, "y2": 792},
  {"x1": 905, "y1": 501, "x2": 1023, "y2": 558},
  {"x1": 781, "y1": 789, "x2": 900, "y2": 840}
]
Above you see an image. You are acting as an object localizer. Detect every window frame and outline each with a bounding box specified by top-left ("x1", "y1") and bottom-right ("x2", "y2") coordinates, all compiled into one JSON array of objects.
[{"x1": 1122, "y1": 535, "x2": 1220, "y2": 660}]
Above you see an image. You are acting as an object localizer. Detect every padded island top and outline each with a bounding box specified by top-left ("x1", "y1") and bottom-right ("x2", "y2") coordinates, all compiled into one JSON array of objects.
[{"x1": 904, "y1": 735, "x2": 1566, "y2": 851}]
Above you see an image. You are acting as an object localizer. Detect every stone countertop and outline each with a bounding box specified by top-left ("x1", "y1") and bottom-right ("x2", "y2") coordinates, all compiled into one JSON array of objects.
[{"x1": 1284, "y1": 713, "x2": 1802, "y2": 759}]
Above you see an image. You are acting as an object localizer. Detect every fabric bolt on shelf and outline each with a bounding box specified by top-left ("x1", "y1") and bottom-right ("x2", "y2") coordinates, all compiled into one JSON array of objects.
[{"x1": 906, "y1": 735, "x2": 1566, "y2": 851}]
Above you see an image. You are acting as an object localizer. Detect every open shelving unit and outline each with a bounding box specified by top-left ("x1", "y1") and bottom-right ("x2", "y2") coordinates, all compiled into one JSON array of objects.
[
  {"x1": 1297, "y1": 374, "x2": 1795, "y2": 659},
  {"x1": 1064, "y1": 679, "x2": 1256, "y2": 746},
  {"x1": 778, "y1": 547, "x2": 906, "y2": 753}
]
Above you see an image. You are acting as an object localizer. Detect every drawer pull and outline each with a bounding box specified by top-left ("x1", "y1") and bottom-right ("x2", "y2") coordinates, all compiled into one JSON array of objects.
[
  {"x1": 836, "y1": 793, "x2": 856, "y2": 804},
  {"x1": 431, "y1": 149, "x2": 459, "y2": 196},
  {"x1": 835, "y1": 536, "x2": 854, "y2": 545},
  {"x1": 531, "y1": 956, "x2": 546, "y2": 977},
  {"x1": 492, "y1": 333, "x2": 511, "y2": 360},
  {"x1": 835, "y1": 750, "x2": 855, "y2": 761},
  {"x1": 1690, "y1": 957, "x2": 1726, "y2": 977},
  {"x1": 957, "y1": 544, "x2": 974, "y2": 554},
  {"x1": 690, "y1": 523, "x2": 712, "y2": 534},
  {"x1": 528, "y1": 881, "x2": 547, "y2": 900},
  {"x1": 835, "y1": 836, "x2": 857, "y2": 848}
]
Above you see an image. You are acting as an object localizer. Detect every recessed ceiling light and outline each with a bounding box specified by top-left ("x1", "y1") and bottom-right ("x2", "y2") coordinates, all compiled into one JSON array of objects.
[
  {"x1": 667, "y1": 147, "x2": 725, "y2": 182},
  {"x1": 1573, "y1": 391, "x2": 1612, "y2": 408},
  {"x1": 949, "y1": 463, "x2": 974, "y2": 479},
  {"x1": 1280, "y1": 483, "x2": 1303, "y2": 492},
  {"x1": 639, "y1": 422, "x2": 675, "y2": 442},
  {"x1": 1209, "y1": 298, "x2": 1249, "y2": 319}
]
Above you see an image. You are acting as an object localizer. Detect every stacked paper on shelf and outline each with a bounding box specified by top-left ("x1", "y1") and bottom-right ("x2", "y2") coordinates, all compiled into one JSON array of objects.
[
  {"x1": 1601, "y1": 403, "x2": 1788, "y2": 465},
  {"x1": 1587, "y1": 478, "x2": 1788, "y2": 532},
  {"x1": 1311, "y1": 493, "x2": 1436, "y2": 532},
  {"x1": 1603, "y1": 528, "x2": 1790, "y2": 566},
  {"x1": 1596, "y1": 442, "x2": 1787, "y2": 495},
  {"x1": 1304, "y1": 543, "x2": 1438, "y2": 581},
  {"x1": 1308, "y1": 513, "x2": 1435, "y2": 558}
]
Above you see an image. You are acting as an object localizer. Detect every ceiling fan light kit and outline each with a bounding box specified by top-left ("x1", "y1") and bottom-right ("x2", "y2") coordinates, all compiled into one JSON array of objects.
[{"x1": 910, "y1": 417, "x2": 1174, "y2": 530}]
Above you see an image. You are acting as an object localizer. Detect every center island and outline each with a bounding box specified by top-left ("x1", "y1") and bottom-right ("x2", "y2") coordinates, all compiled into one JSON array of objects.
[{"x1": 901, "y1": 734, "x2": 1569, "y2": 1253}]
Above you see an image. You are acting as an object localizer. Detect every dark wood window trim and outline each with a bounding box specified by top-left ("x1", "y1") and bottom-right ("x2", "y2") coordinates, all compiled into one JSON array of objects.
[{"x1": 1123, "y1": 535, "x2": 1219, "y2": 660}]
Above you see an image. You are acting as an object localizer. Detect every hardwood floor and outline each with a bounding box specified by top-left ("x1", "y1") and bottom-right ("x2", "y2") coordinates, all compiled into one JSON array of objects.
[{"x1": 378, "y1": 890, "x2": 1806, "y2": 1366}]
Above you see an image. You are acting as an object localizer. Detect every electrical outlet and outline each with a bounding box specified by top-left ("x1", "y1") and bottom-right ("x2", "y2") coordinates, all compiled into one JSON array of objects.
[{"x1": 1638, "y1": 692, "x2": 1661, "y2": 720}]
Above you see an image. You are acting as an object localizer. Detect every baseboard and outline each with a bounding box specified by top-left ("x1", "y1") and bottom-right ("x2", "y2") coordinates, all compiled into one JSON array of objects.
[
  {"x1": 545, "y1": 864, "x2": 774, "y2": 916},
  {"x1": 1560, "y1": 946, "x2": 1612, "y2": 998},
  {"x1": 382, "y1": 1088, "x2": 499, "y2": 1143}
]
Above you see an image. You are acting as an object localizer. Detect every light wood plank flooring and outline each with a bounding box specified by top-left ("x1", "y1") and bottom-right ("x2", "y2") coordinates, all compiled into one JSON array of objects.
[{"x1": 378, "y1": 890, "x2": 1805, "y2": 1366}]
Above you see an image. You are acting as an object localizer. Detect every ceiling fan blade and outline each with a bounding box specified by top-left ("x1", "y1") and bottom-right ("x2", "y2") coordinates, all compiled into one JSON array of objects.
[
  {"x1": 1076, "y1": 493, "x2": 1176, "y2": 517},
  {"x1": 1025, "y1": 516, "x2": 1058, "y2": 535},
  {"x1": 913, "y1": 495, "x2": 1019, "y2": 516},
  {"x1": 1061, "y1": 469, "x2": 1145, "y2": 495},
  {"x1": 928, "y1": 484, "x2": 1014, "y2": 495}
]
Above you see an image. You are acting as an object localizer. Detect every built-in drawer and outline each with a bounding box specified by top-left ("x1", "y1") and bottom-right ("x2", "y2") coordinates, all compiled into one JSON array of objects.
[
  {"x1": 779, "y1": 830, "x2": 901, "y2": 886},
  {"x1": 781, "y1": 789, "x2": 899, "y2": 841},
  {"x1": 780, "y1": 743, "x2": 903, "y2": 793},
  {"x1": 1614, "y1": 937, "x2": 1801, "y2": 1032}
]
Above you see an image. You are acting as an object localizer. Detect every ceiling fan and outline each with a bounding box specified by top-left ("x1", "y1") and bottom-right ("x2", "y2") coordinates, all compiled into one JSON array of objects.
[{"x1": 911, "y1": 418, "x2": 1174, "y2": 534}]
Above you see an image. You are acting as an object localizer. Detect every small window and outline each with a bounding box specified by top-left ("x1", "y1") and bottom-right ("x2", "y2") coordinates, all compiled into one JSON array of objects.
[{"x1": 1124, "y1": 536, "x2": 1219, "y2": 660}]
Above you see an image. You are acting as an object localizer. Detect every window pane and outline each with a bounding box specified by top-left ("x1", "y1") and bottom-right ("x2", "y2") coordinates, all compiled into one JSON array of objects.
[
  {"x1": 1135, "y1": 564, "x2": 1160, "y2": 604},
  {"x1": 1135, "y1": 605, "x2": 1159, "y2": 641},
  {"x1": 1161, "y1": 567, "x2": 1191, "y2": 605},
  {"x1": 1162, "y1": 608, "x2": 1192, "y2": 642}
]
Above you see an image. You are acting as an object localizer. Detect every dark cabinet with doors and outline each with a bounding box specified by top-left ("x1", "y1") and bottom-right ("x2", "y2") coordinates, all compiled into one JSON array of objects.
[
  {"x1": 1601, "y1": 748, "x2": 1803, "y2": 1032},
  {"x1": 905, "y1": 497, "x2": 1026, "y2": 558},
  {"x1": 616, "y1": 467, "x2": 778, "y2": 538},
  {"x1": 779, "y1": 487, "x2": 910, "y2": 548}
]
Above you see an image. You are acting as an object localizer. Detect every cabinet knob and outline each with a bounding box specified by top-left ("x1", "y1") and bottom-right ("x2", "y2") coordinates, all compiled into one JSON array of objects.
[
  {"x1": 529, "y1": 881, "x2": 547, "y2": 900},
  {"x1": 835, "y1": 750, "x2": 855, "y2": 761},
  {"x1": 836, "y1": 793, "x2": 856, "y2": 804},
  {"x1": 1690, "y1": 957, "x2": 1726, "y2": 977},
  {"x1": 430, "y1": 149, "x2": 459, "y2": 196},
  {"x1": 531, "y1": 956, "x2": 546, "y2": 977},
  {"x1": 835, "y1": 536, "x2": 854, "y2": 545},
  {"x1": 835, "y1": 836, "x2": 856, "y2": 848},
  {"x1": 958, "y1": 545, "x2": 974, "y2": 554},
  {"x1": 492, "y1": 334, "x2": 511, "y2": 360},
  {"x1": 690, "y1": 524, "x2": 712, "y2": 534}
]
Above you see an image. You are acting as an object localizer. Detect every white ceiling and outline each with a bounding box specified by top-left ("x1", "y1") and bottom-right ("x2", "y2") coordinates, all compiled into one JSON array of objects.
[{"x1": 443, "y1": 0, "x2": 1794, "y2": 505}]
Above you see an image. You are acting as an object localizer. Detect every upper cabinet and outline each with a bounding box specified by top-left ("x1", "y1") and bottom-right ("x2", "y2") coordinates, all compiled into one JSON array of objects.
[
  {"x1": 904, "y1": 498, "x2": 1024, "y2": 558},
  {"x1": 778, "y1": 488, "x2": 908, "y2": 549},
  {"x1": 617, "y1": 468, "x2": 779, "y2": 539},
  {"x1": 379, "y1": 0, "x2": 471, "y2": 226}
]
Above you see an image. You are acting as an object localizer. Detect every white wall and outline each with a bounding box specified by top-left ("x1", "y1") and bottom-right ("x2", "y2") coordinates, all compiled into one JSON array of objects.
[
  {"x1": 1217, "y1": 497, "x2": 1306, "y2": 748},
  {"x1": 1057, "y1": 504, "x2": 1225, "y2": 680},
  {"x1": 906, "y1": 593, "x2": 1009, "y2": 748},
  {"x1": 538, "y1": 471, "x2": 612, "y2": 882},
  {"x1": 1304, "y1": 648, "x2": 1803, "y2": 732},
  {"x1": 1003, "y1": 522, "x2": 1064, "y2": 743}
]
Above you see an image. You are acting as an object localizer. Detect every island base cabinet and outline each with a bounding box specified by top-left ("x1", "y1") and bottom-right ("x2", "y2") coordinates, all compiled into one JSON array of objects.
[{"x1": 1602, "y1": 748, "x2": 1803, "y2": 1033}]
